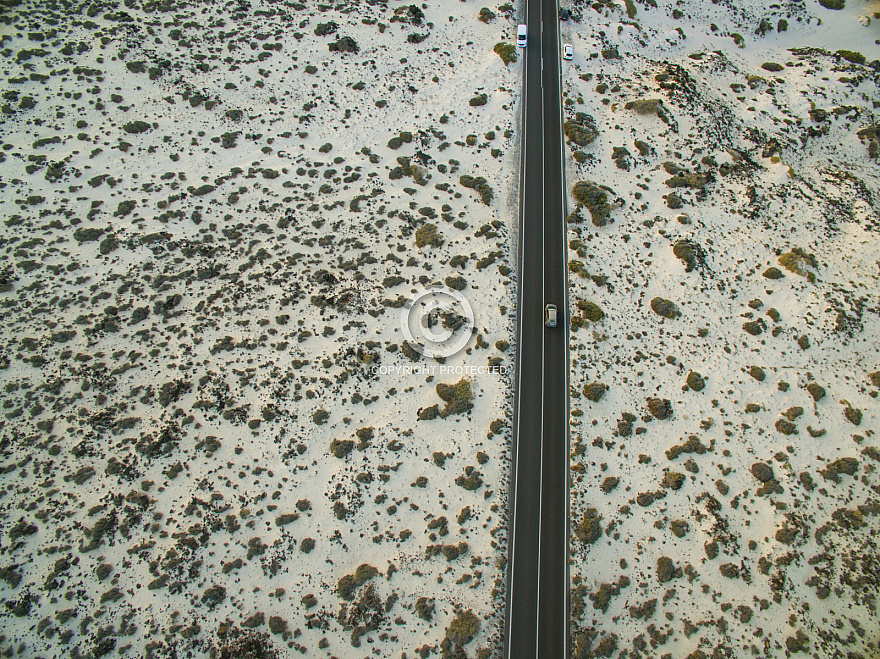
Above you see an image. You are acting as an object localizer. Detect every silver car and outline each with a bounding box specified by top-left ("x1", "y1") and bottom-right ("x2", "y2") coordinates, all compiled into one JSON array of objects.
[{"x1": 544, "y1": 304, "x2": 558, "y2": 328}]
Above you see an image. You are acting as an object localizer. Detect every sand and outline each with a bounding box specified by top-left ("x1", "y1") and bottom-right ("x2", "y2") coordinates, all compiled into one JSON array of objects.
[
  {"x1": 0, "y1": 0, "x2": 521, "y2": 655},
  {"x1": 0, "y1": 0, "x2": 878, "y2": 656}
]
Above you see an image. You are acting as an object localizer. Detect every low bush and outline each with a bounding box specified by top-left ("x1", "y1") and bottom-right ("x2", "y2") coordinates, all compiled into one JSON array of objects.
[{"x1": 493, "y1": 42, "x2": 517, "y2": 65}]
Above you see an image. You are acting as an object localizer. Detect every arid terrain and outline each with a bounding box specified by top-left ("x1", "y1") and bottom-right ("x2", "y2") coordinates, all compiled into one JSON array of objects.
[
  {"x1": 0, "y1": 0, "x2": 520, "y2": 655},
  {"x1": 561, "y1": 0, "x2": 880, "y2": 656},
  {"x1": 0, "y1": 0, "x2": 878, "y2": 657}
]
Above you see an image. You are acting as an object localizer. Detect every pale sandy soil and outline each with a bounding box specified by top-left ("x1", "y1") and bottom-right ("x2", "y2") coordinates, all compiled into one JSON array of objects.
[
  {"x1": 0, "y1": 0, "x2": 522, "y2": 656},
  {"x1": 561, "y1": 0, "x2": 880, "y2": 656}
]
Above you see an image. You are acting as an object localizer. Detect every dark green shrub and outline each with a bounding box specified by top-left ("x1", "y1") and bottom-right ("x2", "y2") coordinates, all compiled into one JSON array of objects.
[
  {"x1": 123, "y1": 120, "x2": 151, "y2": 134},
  {"x1": 571, "y1": 180, "x2": 616, "y2": 226},
  {"x1": 837, "y1": 49, "x2": 865, "y2": 64},
  {"x1": 436, "y1": 378, "x2": 474, "y2": 417},
  {"x1": 493, "y1": 42, "x2": 517, "y2": 65},
  {"x1": 329, "y1": 36, "x2": 359, "y2": 53},
  {"x1": 415, "y1": 223, "x2": 443, "y2": 248}
]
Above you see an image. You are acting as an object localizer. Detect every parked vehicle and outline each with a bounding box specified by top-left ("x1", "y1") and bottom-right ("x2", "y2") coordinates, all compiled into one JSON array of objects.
[
  {"x1": 544, "y1": 304, "x2": 558, "y2": 328},
  {"x1": 563, "y1": 44, "x2": 573, "y2": 60},
  {"x1": 517, "y1": 24, "x2": 528, "y2": 48},
  {"x1": 560, "y1": 8, "x2": 570, "y2": 20}
]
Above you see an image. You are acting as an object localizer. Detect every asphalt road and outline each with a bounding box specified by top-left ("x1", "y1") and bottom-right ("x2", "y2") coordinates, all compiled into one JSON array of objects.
[{"x1": 503, "y1": 0, "x2": 569, "y2": 656}]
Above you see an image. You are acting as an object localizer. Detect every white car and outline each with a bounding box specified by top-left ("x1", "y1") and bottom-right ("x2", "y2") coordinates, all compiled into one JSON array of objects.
[
  {"x1": 563, "y1": 44, "x2": 573, "y2": 60},
  {"x1": 517, "y1": 24, "x2": 528, "y2": 48}
]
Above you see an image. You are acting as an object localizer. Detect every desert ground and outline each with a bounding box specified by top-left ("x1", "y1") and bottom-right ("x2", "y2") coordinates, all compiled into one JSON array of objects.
[
  {"x1": 561, "y1": 0, "x2": 880, "y2": 656},
  {"x1": 0, "y1": 0, "x2": 878, "y2": 657},
  {"x1": 0, "y1": 0, "x2": 521, "y2": 656}
]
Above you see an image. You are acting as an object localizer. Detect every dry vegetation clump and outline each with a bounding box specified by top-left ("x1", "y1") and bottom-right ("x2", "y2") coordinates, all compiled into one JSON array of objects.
[
  {"x1": 459, "y1": 174, "x2": 494, "y2": 205},
  {"x1": 210, "y1": 629, "x2": 279, "y2": 659},
  {"x1": 649, "y1": 297, "x2": 680, "y2": 319},
  {"x1": 415, "y1": 222, "x2": 444, "y2": 248},
  {"x1": 582, "y1": 382, "x2": 608, "y2": 402},
  {"x1": 441, "y1": 608, "x2": 481, "y2": 656},
  {"x1": 778, "y1": 247, "x2": 818, "y2": 282},
  {"x1": 494, "y1": 42, "x2": 517, "y2": 65},
  {"x1": 576, "y1": 299, "x2": 604, "y2": 321},
  {"x1": 564, "y1": 112, "x2": 599, "y2": 147},
  {"x1": 570, "y1": 180, "x2": 617, "y2": 226},
  {"x1": 624, "y1": 98, "x2": 667, "y2": 121},
  {"x1": 436, "y1": 378, "x2": 475, "y2": 417}
]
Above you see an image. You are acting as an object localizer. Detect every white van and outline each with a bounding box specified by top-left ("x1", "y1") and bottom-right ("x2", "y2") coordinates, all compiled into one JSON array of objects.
[{"x1": 517, "y1": 24, "x2": 527, "y2": 48}]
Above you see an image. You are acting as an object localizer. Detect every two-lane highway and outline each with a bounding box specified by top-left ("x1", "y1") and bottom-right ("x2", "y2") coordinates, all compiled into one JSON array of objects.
[{"x1": 504, "y1": 0, "x2": 569, "y2": 656}]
